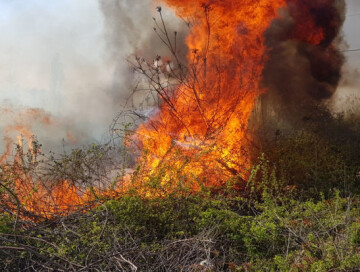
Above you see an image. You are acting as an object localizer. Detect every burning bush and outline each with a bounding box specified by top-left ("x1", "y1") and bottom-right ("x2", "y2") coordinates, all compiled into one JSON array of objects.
[
  {"x1": 118, "y1": 0, "x2": 347, "y2": 196},
  {"x1": 2, "y1": 0, "x2": 360, "y2": 270}
]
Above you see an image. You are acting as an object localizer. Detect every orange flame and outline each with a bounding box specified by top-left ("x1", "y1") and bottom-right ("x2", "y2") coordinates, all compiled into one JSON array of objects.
[
  {"x1": 131, "y1": 0, "x2": 335, "y2": 194},
  {"x1": 0, "y1": 107, "x2": 54, "y2": 163},
  {"x1": 14, "y1": 178, "x2": 90, "y2": 218},
  {"x1": 3, "y1": 154, "x2": 128, "y2": 220},
  {"x1": 132, "y1": 0, "x2": 287, "y2": 193},
  {"x1": 1, "y1": 0, "x2": 338, "y2": 218}
]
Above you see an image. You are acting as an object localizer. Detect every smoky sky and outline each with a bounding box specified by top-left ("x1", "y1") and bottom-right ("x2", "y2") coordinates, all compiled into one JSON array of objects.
[
  {"x1": 0, "y1": 0, "x2": 184, "y2": 154},
  {"x1": 342, "y1": 0, "x2": 360, "y2": 76},
  {"x1": 98, "y1": 0, "x2": 187, "y2": 106},
  {"x1": 345, "y1": 0, "x2": 360, "y2": 55},
  {"x1": 0, "y1": 0, "x2": 358, "y2": 154},
  {"x1": 0, "y1": 0, "x2": 112, "y2": 152}
]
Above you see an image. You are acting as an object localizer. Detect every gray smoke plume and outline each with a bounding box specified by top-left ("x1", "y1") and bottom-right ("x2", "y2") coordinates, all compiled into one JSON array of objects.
[
  {"x1": 0, "y1": 0, "x2": 186, "y2": 155},
  {"x1": 1, "y1": 0, "x2": 355, "y2": 155},
  {"x1": 331, "y1": 0, "x2": 360, "y2": 116},
  {"x1": 99, "y1": 0, "x2": 188, "y2": 104},
  {"x1": 0, "y1": 0, "x2": 117, "y2": 153},
  {"x1": 258, "y1": 0, "x2": 346, "y2": 128}
]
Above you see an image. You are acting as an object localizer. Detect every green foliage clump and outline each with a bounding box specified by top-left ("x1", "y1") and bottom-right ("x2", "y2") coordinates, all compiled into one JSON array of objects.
[
  {"x1": 1, "y1": 182, "x2": 360, "y2": 271},
  {"x1": 2, "y1": 108, "x2": 360, "y2": 270},
  {"x1": 257, "y1": 109, "x2": 360, "y2": 199}
]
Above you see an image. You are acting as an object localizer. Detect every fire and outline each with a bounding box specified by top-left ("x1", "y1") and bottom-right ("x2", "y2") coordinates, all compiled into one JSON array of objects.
[
  {"x1": 132, "y1": 0, "x2": 286, "y2": 193},
  {"x1": 0, "y1": 129, "x2": 122, "y2": 220},
  {"x1": 131, "y1": 0, "x2": 339, "y2": 194},
  {"x1": 0, "y1": 139, "x2": 88, "y2": 219},
  {"x1": 14, "y1": 178, "x2": 90, "y2": 218},
  {"x1": 0, "y1": 108, "x2": 127, "y2": 219},
  {"x1": 1, "y1": 145, "x2": 128, "y2": 220},
  {"x1": 0, "y1": 107, "x2": 55, "y2": 163},
  {"x1": 1, "y1": 0, "x2": 343, "y2": 218}
]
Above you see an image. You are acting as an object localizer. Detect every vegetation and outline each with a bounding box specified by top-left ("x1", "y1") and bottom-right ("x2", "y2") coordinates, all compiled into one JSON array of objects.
[
  {"x1": 1, "y1": 111, "x2": 360, "y2": 271},
  {"x1": 1, "y1": 179, "x2": 360, "y2": 271},
  {"x1": 1, "y1": 7, "x2": 359, "y2": 271}
]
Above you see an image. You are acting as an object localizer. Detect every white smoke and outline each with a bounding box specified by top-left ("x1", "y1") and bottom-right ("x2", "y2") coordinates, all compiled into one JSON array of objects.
[
  {"x1": 0, "y1": 0, "x2": 185, "y2": 154},
  {"x1": 4, "y1": 0, "x2": 357, "y2": 153},
  {"x1": 331, "y1": 0, "x2": 360, "y2": 114}
]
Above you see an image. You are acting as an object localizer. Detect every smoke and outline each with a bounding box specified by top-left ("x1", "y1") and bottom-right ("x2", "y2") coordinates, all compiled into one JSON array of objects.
[
  {"x1": 0, "y1": 105, "x2": 90, "y2": 157},
  {"x1": 1, "y1": 0, "x2": 356, "y2": 155},
  {"x1": 99, "y1": 0, "x2": 188, "y2": 59},
  {"x1": 345, "y1": 0, "x2": 360, "y2": 63},
  {"x1": 0, "y1": 0, "x2": 115, "y2": 153},
  {"x1": 346, "y1": 0, "x2": 360, "y2": 14},
  {"x1": 331, "y1": 0, "x2": 360, "y2": 115},
  {"x1": 99, "y1": 0, "x2": 188, "y2": 104},
  {"x1": 0, "y1": 0, "x2": 186, "y2": 155},
  {"x1": 260, "y1": 0, "x2": 346, "y2": 126}
]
